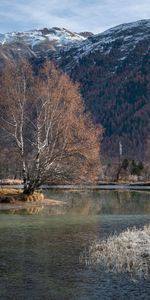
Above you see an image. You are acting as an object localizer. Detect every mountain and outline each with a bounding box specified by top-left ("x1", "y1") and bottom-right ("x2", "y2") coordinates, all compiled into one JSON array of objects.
[
  {"x1": 0, "y1": 27, "x2": 85, "y2": 62},
  {"x1": 0, "y1": 27, "x2": 85, "y2": 48},
  {"x1": 1, "y1": 20, "x2": 150, "y2": 160}
]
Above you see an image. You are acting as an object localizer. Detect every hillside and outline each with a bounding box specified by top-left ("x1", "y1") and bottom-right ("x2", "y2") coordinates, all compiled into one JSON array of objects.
[
  {"x1": 54, "y1": 19, "x2": 150, "y2": 160},
  {"x1": 1, "y1": 20, "x2": 150, "y2": 160}
]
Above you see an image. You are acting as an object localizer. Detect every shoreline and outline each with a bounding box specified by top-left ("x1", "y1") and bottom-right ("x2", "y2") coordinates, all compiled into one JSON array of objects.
[
  {"x1": 1, "y1": 183, "x2": 150, "y2": 191},
  {"x1": 0, "y1": 184, "x2": 150, "y2": 211}
]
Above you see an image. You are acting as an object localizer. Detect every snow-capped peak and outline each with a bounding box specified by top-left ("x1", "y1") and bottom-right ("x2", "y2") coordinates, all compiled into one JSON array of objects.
[{"x1": 0, "y1": 27, "x2": 86, "y2": 49}]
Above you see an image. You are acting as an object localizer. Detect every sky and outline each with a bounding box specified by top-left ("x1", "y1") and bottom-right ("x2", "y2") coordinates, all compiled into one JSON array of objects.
[{"x1": 0, "y1": 0, "x2": 150, "y2": 34}]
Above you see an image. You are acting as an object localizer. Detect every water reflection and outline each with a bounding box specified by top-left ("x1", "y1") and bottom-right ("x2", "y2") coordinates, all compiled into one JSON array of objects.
[
  {"x1": 44, "y1": 189, "x2": 150, "y2": 215},
  {"x1": 0, "y1": 190, "x2": 150, "y2": 299},
  {"x1": 0, "y1": 189, "x2": 150, "y2": 216}
]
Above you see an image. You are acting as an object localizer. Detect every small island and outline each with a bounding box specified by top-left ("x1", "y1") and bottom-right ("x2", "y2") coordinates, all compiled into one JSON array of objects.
[{"x1": 0, "y1": 188, "x2": 44, "y2": 203}]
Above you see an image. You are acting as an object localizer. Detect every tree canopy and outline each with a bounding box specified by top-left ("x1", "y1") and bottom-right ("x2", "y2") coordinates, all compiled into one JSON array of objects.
[{"x1": 0, "y1": 60, "x2": 102, "y2": 194}]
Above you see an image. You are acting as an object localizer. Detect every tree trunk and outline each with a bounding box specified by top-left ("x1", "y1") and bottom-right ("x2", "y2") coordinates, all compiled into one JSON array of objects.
[
  {"x1": 23, "y1": 185, "x2": 35, "y2": 195},
  {"x1": 23, "y1": 179, "x2": 41, "y2": 195},
  {"x1": 22, "y1": 160, "x2": 29, "y2": 192},
  {"x1": 114, "y1": 164, "x2": 122, "y2": 182}
]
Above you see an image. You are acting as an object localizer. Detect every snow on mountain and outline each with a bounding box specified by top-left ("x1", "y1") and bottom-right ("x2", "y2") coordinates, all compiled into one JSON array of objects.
[
  {"x1": 55, "y1": 19, "x2": 150, "y2": 71},
  {"x1": 101, "y1": 19, "x2": 150, "y2": 36},
  {"x1": 1, "y1": 19, "x2": 150, "y2": 65},
  {"x1": 63, "y1": 19, "x2": 150, "y2": 159},
  {"x1": 0, "y1": 27, "x2": 86, "y2": 49},
  {"x1": 0, "y1": 18, "x2": 150, "y2": 72},
  {"x1": 93, "y1": 18, "x2": 150, "y2": 54}
]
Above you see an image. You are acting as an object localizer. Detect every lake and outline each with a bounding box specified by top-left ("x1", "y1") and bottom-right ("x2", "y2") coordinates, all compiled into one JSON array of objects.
[{"x1": 0, "y1": 189, "x2": 150, "y2": 299}]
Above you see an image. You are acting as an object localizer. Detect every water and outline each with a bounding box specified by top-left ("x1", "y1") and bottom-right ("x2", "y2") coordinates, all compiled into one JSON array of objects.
[{"x1": 0, "y1": 190, "x2": 150, "y2": 299}]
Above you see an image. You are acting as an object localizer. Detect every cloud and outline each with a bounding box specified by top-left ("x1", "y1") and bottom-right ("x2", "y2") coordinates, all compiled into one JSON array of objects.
[{"x1": 0, "y1": 0, "x2": 150, "y2": 33}]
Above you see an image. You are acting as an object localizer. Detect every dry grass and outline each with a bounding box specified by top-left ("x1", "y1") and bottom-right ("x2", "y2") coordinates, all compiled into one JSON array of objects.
[
  {"x1": 81, "y1": 224, "x2": 150, "y2": 279},
  {"x1": 0, "y1": 188, "x2": 21, "y2": 195},
  {"x1": 0, "y1": 188, "x2": 44, "y2": 203}
]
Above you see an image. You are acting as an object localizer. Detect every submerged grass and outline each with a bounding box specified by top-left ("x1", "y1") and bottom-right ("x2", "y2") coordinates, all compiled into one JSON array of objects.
[{"x1": 82, "y1": 224, "x2": 150, "y2": 279}]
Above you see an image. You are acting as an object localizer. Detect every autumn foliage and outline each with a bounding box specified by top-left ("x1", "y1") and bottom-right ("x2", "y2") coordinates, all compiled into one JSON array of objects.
[{"x1": 0, "y1": 60, "x2": 102, "y2": 193}]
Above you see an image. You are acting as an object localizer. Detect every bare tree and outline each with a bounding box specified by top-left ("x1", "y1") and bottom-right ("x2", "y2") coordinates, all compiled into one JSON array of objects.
[{"x1": 0, "y1": 60, "x2": 102, "y2": 194}]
